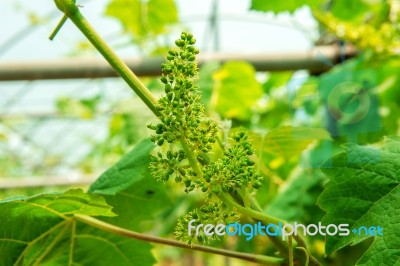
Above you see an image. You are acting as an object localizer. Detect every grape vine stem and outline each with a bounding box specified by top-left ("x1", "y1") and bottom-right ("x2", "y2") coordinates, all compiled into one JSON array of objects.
[{"x1": 74, "y1": 214, "x2": 284, "y2": 265}]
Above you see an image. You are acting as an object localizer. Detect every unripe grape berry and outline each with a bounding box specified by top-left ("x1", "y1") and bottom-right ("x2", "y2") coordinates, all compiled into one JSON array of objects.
[
  {"x1": 252, "y1": 181, "x2": 262, "y2": 189},
  {"x1": 160, "y1": 76, "x2": 168, "y2": 84},
  {"x1": 184, "y1": 180, "x2": 191, "y2": 187},
  {"x1": 175, "y1": 175, "x2": 182, "y2": 182}
]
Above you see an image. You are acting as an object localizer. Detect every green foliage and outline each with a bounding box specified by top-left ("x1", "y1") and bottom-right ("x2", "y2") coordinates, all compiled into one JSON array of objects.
[
  {"x1": 329, "y1": 0, "x2": 369, "y2": 22},
  {"x1": 318, "y1": 138, "x2": 400, "y2": 265},
  {"x1": 252, "y1": 126, "x2": 331, "y2": 160},
  {"x1": 198, "y1": 61, "x2": 220, "y2": 106},
  {"x1": 266, "y1": 169, "x2": 325, "y2": 223},
  {"x1": 319, "y1": 60, "x2": 381, "y2": 142},
  {"x1": 102, "y1": 176, "x2": 172, "y2": 232},
  {"x1": 251, "y1": 0, "x2": 398, "y2": 57},
  {"x1": 89, "y1": 139, "x2": 155, "y2": 195},
  {"x1": 89, "y1": 139, "x2": 172, "y2": 231},
  {"x1": 377, "y1": 58, "x2": 400, "y2": 136},
  {"x1": 328, "y1": 0, "x2": 390, "y2": 24},
  {"x1": 212, "y1": 61, "x2": 263, "y2": 121},
  {"x1": 250, "y1": 0, "x2": 323, "y2": 13},
  {"x1": 56, "y1": 95, "x2": 101, "y2": 119},
  {"x1": 314, "y1": 11, "x2": 400, "y2": 56},
  {"x1": 262, "y1": 72, "x2": 293, "y2": 94},
  {"x1": 250, "y1": 0, "x2": 324, "y2": 13},
  {"x1": 105, "y1": 0, "x2": 178, "y2": 45},
  {"x1": 0, "y1": 189, "x2": 154, "y2": 266}
]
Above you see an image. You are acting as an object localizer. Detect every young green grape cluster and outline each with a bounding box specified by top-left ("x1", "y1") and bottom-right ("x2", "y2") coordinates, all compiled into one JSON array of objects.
[
  {"x1": 205, "y1": 132, "x2": 263, "y2": 194},
  {"x1": 149, "y1": 32, "x2": 262, "y2": 193},
  {"x1": 148, "y1": 32, "x2": 218, "y2": 191},
  {"x1": 149, "y1": 33, "x2": 264, "y2": 244},
  {"x1": 175, "y1": 202, "x2": 239, "y2": 244}
]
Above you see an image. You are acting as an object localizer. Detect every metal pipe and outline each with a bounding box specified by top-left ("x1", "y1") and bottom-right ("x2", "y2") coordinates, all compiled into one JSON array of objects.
[
  {"x1": 0, "y1": 45, "x2": 357, "y2": 81},
  {"x1": 0, "y1": 175, "x2": 97, "y2": 189}
]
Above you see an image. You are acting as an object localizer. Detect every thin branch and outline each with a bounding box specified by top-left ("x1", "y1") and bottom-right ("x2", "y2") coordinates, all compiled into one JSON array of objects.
[
  {"x1": 0, "y1": 175, "x2": 97, "y2": 189},
  {"x1": 74, "y1": 214, "x2": 284, "y2": 265}
]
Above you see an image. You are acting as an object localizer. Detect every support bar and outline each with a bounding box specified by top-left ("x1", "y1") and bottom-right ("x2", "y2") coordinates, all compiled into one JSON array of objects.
[{"x1": 0, "y1": 45, "x2": 356, "y2": 81}]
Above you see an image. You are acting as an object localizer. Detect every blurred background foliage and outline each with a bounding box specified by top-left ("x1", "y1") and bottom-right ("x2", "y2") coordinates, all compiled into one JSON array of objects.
[{"x1": 1, "y1": 0, "x2": 400, "y2": 265}]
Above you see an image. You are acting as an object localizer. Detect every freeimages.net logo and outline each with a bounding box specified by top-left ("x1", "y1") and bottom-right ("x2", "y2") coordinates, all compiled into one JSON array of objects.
[{"x1": 188, "y1": 220, "x2": 383, "y2": 241}]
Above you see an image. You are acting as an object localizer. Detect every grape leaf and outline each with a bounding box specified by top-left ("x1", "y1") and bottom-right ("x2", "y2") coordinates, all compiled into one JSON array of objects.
[
  {"x1": 89, "y1": 138, "x2": 155, "y2": 195},
  {"x1": 262, "y1": 72, "x2": 293, "y2": 94},
  {"x1": 89, "y1": 138, "x2": 172, "y2": 232},
  {"x1": 250, "y1": 0, "x2": 323, "y2": 13},
  {"x1": 329, "y1": 0, "x2": 389, "y2": 23},
  {"x1": 0, "y1": 189, "x2": 154, "y2": 266},
  {"x1": 329, "y1": 0, "x2": 369, "y2": 22},
  {"x1": 100, "y1": 175, "x2": 172, "y2": 232},
  {"x1": 319, "y1": 61, "x2": 381, "y2": 143},
  {"x1": 252, "y1": 126, "x2": 331, "y2": 159},
  {"x1": 212, "y1": 61, "x2": 263, "y2": 120},
  {"x1": 318, "y1": 137, "x2": 400, "y2": 265},
  {"x1": 105, "y1": 0, "x2": 178, "y2": 42},
  {"x1": 198, "y1": 61, "x2": 220, "y2": 106}
]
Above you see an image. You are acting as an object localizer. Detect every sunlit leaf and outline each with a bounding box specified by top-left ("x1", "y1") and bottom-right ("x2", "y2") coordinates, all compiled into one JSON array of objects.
[
  {"x1": 263, "y1": 71, "x2": 293, "y2": 94},
  {"x1": 318, "y1": 137, "x2": 400, "y2": 265},
  {"x1": 250, "y1": 0, "x2": 323, "y2": 13},
  {"x1": 212, "y1": 61, "x2": 263, "y2": 120},
  {"x1": 330, "y1": 0, "x2": 369, "y2": 22},
  {"x1": 252, "y1": 126, "x2": 331, "y2": 160},
  {"x1": 314, "y1": 11, "x2": 400, "y2": 55},
  {"x1": 89, "y1": 138, "x2": 155, "y2": 195},
  {"x1": 105, "y1": 0, "x2": 178, "y2": 42},
  {"x1": 55, "y1": 96, "x2": 100, "y2": 119},
  {"x1": 89, "y1": 139, "x2": 172, "y2": 231},
  {"x1": 198, "y1": 61, "x2": 220, "y2": 106}
]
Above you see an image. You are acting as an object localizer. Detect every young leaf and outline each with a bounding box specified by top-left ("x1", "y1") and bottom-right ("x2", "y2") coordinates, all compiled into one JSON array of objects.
[
  {"x1": 0, "y1": 189, "x2": 154, "y2": 266},
  {"x1": 318, "y1": 137, "x2": 400, "y2": 265},
  {"x1": 252, "y1": 126, "x2": 331, "y2": 160},
  {"x1": 262, "y1": 71, "x2": 293, "y2": 94},
  {"x1": 212, "y1": 61, "x2": 263, "y2": 120},
  {"x1": 250, "y1": 0, "x2": 323, "y2": 13},
  {"x1": 89, "y1": 138, "x2": 172, "y2": 231},
  {"x1": 89, "y1": 138, "x2": 155, "y2": 195},
  {"x1": 105, "y1": 0, "x2": 178, "y2": 42},
  {"x1": 329, "y1": 0, "x2": 369, "y2": 22},
  {"x1": 101, "y1": 175, "x2": 172, "y2": 232}
]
